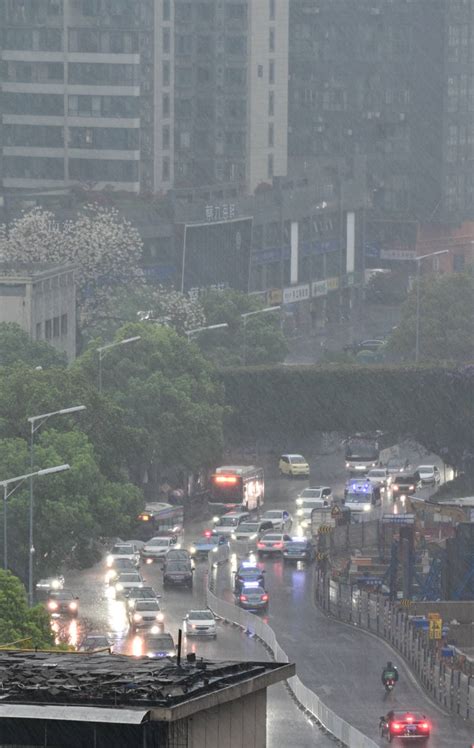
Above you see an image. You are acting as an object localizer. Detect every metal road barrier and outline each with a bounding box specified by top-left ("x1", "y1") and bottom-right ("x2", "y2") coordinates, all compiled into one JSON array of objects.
[{"x1": 206, "y1": 569, "x2": 379, "y2": 748}]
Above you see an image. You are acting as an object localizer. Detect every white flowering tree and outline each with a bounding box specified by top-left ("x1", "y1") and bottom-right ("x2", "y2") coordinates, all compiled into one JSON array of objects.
[
  {"x1": 0, "y1": 205, "x2": 144, "y2": 324},
  {"x1": 82, "y1": 282, "x2": 206, "y2": 344}
]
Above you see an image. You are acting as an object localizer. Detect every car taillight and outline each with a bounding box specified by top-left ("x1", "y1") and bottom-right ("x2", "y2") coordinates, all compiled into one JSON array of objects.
[
  {"x1": 257, "y1": 542, "x2": 265, "y2": 549},
  {"x1": 420, "y1": 722, "x2": 429, "y2": 730},
  {"x1": 392, "y1": 723, "x2": 401, "y2": 731},
  {"x1": 261, "y1": 594, "x2": 268, "y2": 602},
  {"x1": 240, "y1": 595, "x2": 247, "y2": 601},
  {"x1": 273, "y1": 542, "x2": 283, "y2": 548}
]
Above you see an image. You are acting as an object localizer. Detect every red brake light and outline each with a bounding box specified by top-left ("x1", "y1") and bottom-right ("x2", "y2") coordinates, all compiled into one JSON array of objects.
[
  {"x1": 406, "y1": 716, "x2": 413, "y2": 722},
  {"x1": 240, "y1": 595, "x2": 247, "y2": 601},
  {"x1": 392, "y1": 723, "x2": 401, "y2": 731},
  {"x1": 257, "y1": 542, "x2": 265, "y2": 548},
  {"x1": 273, "y1": 542, "x2": 283, "y2": 548},
  {"x1": 204, "y1": 530, "x2": 212, "y2": 538},
  {"x1": 420, "y1": 722, "x2": 429, "y2": 730},
  {"x1": 213, "y1": 475, "x2": 238, "y2": 484},
  {"x1": 261, "y1": 594, "x2": 268, "y2": 602}
]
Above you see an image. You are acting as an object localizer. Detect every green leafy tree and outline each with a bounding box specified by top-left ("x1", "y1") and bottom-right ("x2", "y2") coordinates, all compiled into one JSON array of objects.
[
  {"x1": 198, "y1": 290, "x2": 287, "y2": 366},
  {"x1": 387, "y1": 272, "x2": 474, "y2": 362},
  {"x1": 0, "y1": 570, "x2": 54, "y2": 648},
  {"x1": 0, "y1": 323, "x2": 66, "y2": 368},
  {"x1": 75, "y1": 323, "x2": 225, "y2": 492},
  {"x1": 365, "y1": 271, "x2": 408, "y2": 305},
  {"x1": 0, "y1": 429, "x2": 143, "y2": 579}
]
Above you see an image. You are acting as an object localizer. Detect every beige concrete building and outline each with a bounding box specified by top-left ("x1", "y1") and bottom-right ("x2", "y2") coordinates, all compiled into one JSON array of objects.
[{"x1": 0, "y1": 263, "x2": 76, "y2": 362}]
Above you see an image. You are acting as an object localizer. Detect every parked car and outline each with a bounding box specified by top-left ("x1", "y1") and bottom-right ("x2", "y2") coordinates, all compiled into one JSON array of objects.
[
  {"x1": 184, "y1": 610, "x2": 217, "y2": 638},
  {"x1": 416, "y1": 465, "x2": 441, "y2": 486},
  {"x1": 257, "y1": 532, "x2": 292, "y2": 556},
  {"x1": 279, "y1": 454, "x2": 310, "y2": 477},
  {"x1": 260, "y1": 509, "x2": 292, "y2": 531}
]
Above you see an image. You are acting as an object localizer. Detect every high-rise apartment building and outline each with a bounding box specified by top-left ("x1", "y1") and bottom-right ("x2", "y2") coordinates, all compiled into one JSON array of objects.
[
  {"x1": 0, "y1": 0, "x2": 288, "y2": 195},
  {"x1": 0, "y1": 0, "x2": 175, "y2": 194},
  {"x1": 441, "y1": 0, "x2": 474, "y2": 220},
  {"x1": 289, "y1": 0, "x2": 444, "y2": 223}
]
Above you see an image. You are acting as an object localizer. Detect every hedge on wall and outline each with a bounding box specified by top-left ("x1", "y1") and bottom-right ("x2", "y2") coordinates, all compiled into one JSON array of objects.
[{"x1": 220, "y1": 364, "x2": 474, "y2": 470}]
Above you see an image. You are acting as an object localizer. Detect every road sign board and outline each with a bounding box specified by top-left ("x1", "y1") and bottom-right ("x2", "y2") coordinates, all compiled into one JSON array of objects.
[
  {"x1": 331, "y1": 505, "x2": 341, "y2": 517},
  {"x1": 400, "y1": 599, "x2": 413, "y2": 607},
  {"x1": 318, "y1": 525, "x2": 332, "y2": 534},
  {"x1": 382, "y1": 513, "x2": 415, "y2": 525},
  {"x1": 429, "y1": 618, "x2": 443, "y2": 639}
]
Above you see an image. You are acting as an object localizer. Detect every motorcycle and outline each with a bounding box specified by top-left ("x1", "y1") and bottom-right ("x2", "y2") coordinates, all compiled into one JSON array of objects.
[{"x1": 383, "y1": 678, "x2": 396, "y2": 693}]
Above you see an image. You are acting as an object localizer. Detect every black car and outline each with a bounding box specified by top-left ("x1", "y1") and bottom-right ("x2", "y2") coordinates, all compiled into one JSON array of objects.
[
  {"x1": 163, "y1": 560, "x2": 193, "y2": 589},
  {"x1": 144, "y1": 632, "x2": 176, "y2": 659},
  {"x1": 46, "y1": 590, "x2": 79, "y2": 617},
  {"x1": 392, "y1": 473, "x2": 420, "y2": 497},
  {"x1": 234, "y1": 564, "x2": 265, "y2": 594},
  {"x1": 238, "y1": 584, "x2": 269, "y2": 612},
  {"x1": 282, "y1": 538, "x2": 315, "y2": 563}
]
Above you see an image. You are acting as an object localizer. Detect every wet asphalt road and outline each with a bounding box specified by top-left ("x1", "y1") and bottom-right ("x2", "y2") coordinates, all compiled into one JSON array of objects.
[{"x1": 52, "y1": 445, "x2": 471, "y2": 747}]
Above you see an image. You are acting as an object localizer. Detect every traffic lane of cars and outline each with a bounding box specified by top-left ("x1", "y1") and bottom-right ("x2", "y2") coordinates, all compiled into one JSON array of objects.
[
  {"x1": 52, "y1": 552, "x2": 329, "y2": 748},
  {"x1": 218, "y1": 552, "x2": 472, "y2": 747}
]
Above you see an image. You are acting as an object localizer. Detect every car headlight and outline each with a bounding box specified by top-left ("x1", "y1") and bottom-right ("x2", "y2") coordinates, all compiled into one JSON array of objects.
[
  {"x1": 297, "y1": 508, "x2": 303, "y2": 517},
  {"x1": 409, "y1": 485, "x2": 414, "y2": 491},
  {"x1": 212, "y1": 516, "x2": 219, "y2": 524},
  {"x1": 231, "y1": 534, "x2": 237, "y2": 540},
  {"x1": 250, "y1": 533, "x2": 257, "y2": 540},
  {"x1": 393, "y1": 485, "x2": 399, "y2": 490},
  {"x1": 146, "y1": 558, "x2": 153, "y2": 564},
  {"x1": 167, "y1": 650, "x2": 175, "y2": 657},
  {"x1": 51, "y1": 579, "x2": 61, "y2": 590},
  {"x1": 296, "y1": 498, "x2": 303, "y2": 506},
  {"x1": 48, "y1": 601, "x2": 58, "y2": 611},
  {"x1": 363, "y1": 504, "x2": 371, "y2": 511},
  {"x1": 190, "y1": 546, "x2": 196, "y2": 554},
  {"x1": 115, "y1": 583, "x2": 123, "y2": 592},
  {"x1": 212, "y1": 546, "x2": 218, "y2": 553},
  {"x1": 191, "y1": 623, "x2": 197, "y2": 629},
  {"x1": 133, "y1": 613, "x2": 142, "y2": 622},
  {"x1": 106, "y1": 555, "x2": 113, "y2": 567},
  {"x1": 69, "y1": 601, "x2": 77, "y2": 611},
  {"x1": 156, "y1": 612, "x2": 164, "y2": 622}
]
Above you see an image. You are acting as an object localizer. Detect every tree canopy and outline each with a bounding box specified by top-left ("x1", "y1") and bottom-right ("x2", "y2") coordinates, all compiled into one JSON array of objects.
[
  {"x1": 0, "y1": 323, "x2": 66, "y2": 368},
  {"x1": 0, "y1": 570, "x2": 54, "y2": 648},
  {"x1": 387, "y1": 272, "x2": 474, "y2": 362}
]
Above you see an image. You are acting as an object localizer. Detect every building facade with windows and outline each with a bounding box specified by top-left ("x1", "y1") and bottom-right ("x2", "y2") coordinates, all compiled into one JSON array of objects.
[
  {"x1": 0, "y1": 262, "x2": 76, "y2": 361},
  {"x1": 0, "y1": 0, "x2": 288, "y2": 195}
]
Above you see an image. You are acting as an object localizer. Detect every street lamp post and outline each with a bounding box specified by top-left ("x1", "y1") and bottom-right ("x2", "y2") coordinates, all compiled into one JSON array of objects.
[
  {"x1": 1, "y1": 464, "x2": 70, "y2": 571},
  {"x1": 97, "y1": 336, "x2": 141, "y2": 393},
  {"x1": 241, "y1": 306, "x2": 281, "y2": 365},
  {"x1": 185, "y1": 323, "x2": 229, "y2": 342},
  {"x1": 414, "y1": 250, "x2": 449, "y2": 363},
  {"x1": 27, "y1": 405, "x2": 85, "y2": 606}
]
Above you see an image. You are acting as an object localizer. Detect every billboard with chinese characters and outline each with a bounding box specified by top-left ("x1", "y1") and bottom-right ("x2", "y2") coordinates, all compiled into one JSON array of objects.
[{"x1": 181, "y1": 215, "x2": 252, "y2": 295}]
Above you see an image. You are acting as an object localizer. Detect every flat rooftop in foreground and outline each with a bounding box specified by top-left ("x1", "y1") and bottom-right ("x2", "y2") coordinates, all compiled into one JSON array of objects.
[{"x1": 0, "y1": 650, "x2": 294, "y2": 724}]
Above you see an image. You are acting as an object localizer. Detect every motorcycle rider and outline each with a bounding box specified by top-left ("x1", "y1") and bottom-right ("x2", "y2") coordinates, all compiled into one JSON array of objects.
[
  {"x1": 381, "y1": 660, "x2": 399, "y2": 686},
  {"x1": 379, "y1": 709, "x2": 395, "y2": 737}
]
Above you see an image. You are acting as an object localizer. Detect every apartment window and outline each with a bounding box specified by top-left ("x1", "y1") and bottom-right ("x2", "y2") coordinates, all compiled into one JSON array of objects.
[
  {"x1": 257, "y1": 64, "x2": 263, "y2": 78},
  {"x1": 268, "y1": 123, "x2": 274, "y2": 147},
  {"x1": 268, "y1": 154, "x2": 274, "y2": 178},
  {"x1": 61, "y1": 314, "x2": 68, "y2": 335},
  {"x1": 163, "y1": 93, "x2": 170, "y2": 117},
  {"x1": 269, "y1": 0, "x2": 275, "y2": 20},
  {"x1": 163, "y1": 61, "x2": 170, "y2": 86},
  {"x1": 180, "y1": 132, "x2": 191, "y2": 149},
  {"x1": 162, "y1": 157, "x2": 170, "y2": 181},
  {"x1": 38, "y1": 28, "x2": 62, "y2": 51},
  {"x1": 269, "y1": 91, "x2": 274, "y2": 116},
  {"x1": 45, "y1": 320, "x2": 52, "y2": 340},
  {"x1": 269, "y1": 28, "x2": 275, "y2": 52},
  {"x1": 53, "y1": 317, "x2": 60, "y2": 338},
  {"x1": 36, "y1": 322, "x2": 42, "y2": 340},
  {"x1": 163, "y1": 28, "x2": 170, "y2": 54},
  {"x1": 163, "y1": 0, "x2": 170, "y2": 21},
  {"x1": 162, "y1": 125, "x2": 170, "y2": 149},
  {"x1": 226, "y1": 36, "x2": 246, "y2": 55},
  {"x1": 269, "y1": 61, "x2": 275, "y2": 84}
]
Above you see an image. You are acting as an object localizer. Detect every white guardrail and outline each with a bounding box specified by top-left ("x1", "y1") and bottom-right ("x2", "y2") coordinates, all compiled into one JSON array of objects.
[{"x1": 206, "y1": 551, "x2": 378, "y2": 748}]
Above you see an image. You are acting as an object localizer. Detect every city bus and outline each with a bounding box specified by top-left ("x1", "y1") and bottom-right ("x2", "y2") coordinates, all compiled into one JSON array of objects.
[
  {"x1": 209, "y1": 465, "x2": 264, "y2": 513},
  {"x1": 345, "y1": 433, "x2": 380, "y2": 475},
  {"x1": 135, "y1": 502, "x2": 184, "y2": 542}
]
